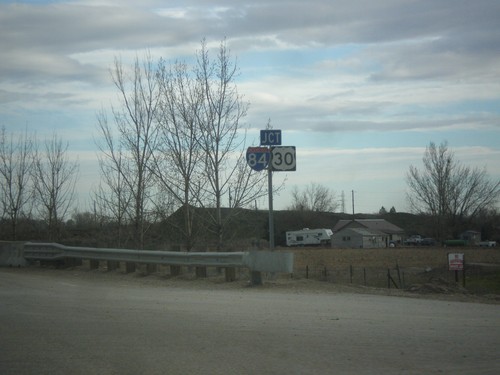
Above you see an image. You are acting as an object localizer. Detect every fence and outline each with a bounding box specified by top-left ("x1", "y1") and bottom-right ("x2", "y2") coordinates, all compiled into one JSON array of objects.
[{"x1": 282, "y1": 247, "x2": 500, "y2": 292}]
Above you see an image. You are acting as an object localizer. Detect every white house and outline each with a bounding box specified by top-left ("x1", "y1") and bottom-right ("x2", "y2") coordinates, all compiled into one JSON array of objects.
[
  {"x1": 331, "y1": 227, "x2": 387, "y2": 249},
  {"x1": 331, "y1": 219, "x2": 405, "y2": 248}
]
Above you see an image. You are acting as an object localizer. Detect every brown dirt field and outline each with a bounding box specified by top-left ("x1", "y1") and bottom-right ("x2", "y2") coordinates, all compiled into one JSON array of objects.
[
  {"x1": 279, "y1": 246, "x2": 500, "y2": 270},
  {"x1": 276, "y1": 246, "x2": 500, "y2": 296}
]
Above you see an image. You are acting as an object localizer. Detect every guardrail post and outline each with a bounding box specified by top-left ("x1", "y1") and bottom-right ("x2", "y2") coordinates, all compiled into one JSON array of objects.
[
  {"x1": 225, "y1": 267, "x2": 236, "y2": 282},
  {"x1": 147, "y1": 264, "x2": 157, "y2": 274},
  {"x1": 250, "y1": 271, "x2": 262, "y2": 285},
  {"x1": 125, "y1": 262, "x2": 135, "y2": 273},
  {"x1": 65, "y1": 258, "x2": 82, "y2": 268},
  {"x1": 107, "y1": 260, "x2": 119, "y2": 271},
  {"x1": 89, "y1": 259, "x2": 99, "y2": 270},
  {"x1": 195, "y1": 266, "x2": 207, "y2": 278},
  {"x1": 170, "y1": 265, "x2": 181, "y2": 276}
]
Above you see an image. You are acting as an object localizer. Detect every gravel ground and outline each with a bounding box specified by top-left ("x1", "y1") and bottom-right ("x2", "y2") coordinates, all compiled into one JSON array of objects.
[
  {"x1": 1, "y1": 266, "x2": 499, "y2": 375},
  {"x1": 9, "y1": 264, "x2": 498, "y2": 304}
]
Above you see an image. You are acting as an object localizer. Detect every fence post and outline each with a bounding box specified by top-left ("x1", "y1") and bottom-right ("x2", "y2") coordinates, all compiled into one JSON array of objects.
[
  {"x1": 396, "y1": 262, "x2": 402, "y2": 286},
  {"x1": 387, "y1": 268, "x2": 399, "y2": 289}
]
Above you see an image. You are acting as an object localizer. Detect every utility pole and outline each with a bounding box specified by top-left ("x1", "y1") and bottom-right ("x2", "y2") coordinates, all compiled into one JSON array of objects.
[{"x1": 352, "y1": 190, "x2": 355, "y2": 218}]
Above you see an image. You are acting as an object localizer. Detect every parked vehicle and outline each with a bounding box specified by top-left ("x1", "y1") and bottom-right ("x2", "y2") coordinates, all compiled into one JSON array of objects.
[
  {"x1": 404, "y1": 235, "x2": 423, "y2": 245},
  {"x1": 479, "y1": 241, "x2": 497, "y2": 247},
  {"x1": 286, "y1": 228, "x2": 333, "y2": 247},
  {"x1": 421, "y1": 238, "x2": 436, "y2": 246}
]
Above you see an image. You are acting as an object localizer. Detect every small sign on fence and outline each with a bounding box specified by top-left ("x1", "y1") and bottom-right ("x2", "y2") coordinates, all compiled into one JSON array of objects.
[{"x1": 448, "y1": 253, "x2": 464, "y2": 271}]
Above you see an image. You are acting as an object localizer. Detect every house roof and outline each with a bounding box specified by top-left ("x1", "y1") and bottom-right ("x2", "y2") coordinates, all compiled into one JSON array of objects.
[
  {"x1": 333, "y1": 227, "x2": 386, "y2": 237},
  {"x1": 333, "y1": 219, "x2": 404, "y2": 234}
]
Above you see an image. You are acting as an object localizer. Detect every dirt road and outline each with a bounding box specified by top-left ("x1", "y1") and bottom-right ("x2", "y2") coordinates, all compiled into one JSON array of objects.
[{"x1": 1, "y1": 267, "x2": 499, "y2": 374}]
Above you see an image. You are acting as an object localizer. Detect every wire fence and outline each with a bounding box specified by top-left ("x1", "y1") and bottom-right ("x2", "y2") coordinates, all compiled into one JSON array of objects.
[{"x1": 296, "y1": 263, "x2": 500, "y2": 293}]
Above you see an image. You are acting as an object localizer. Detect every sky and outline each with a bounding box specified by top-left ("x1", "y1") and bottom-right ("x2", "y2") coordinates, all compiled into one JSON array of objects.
[{"x1": 1, "y1": 0, "x2": 499, "y2": 214}]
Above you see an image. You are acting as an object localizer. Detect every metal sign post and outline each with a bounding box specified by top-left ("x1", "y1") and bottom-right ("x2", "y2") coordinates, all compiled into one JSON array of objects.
[
  {"x1": 246, "y1": 129, "x2": 296, "y2": 252},
  {"x1": 245, "y1": 128, "x2": 296, "y2": 285},
  {"x1": 268, "y1": 165, "x2": 274, "y2": 250},
  {"x1": 448, "y1": 252, "x2": 465, "y2": 286}
]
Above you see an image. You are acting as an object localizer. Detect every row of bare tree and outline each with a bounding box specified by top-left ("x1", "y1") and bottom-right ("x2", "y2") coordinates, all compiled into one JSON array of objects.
[
  {"x1": 92, "y1": 40, "x2": 268, "y2": 250},
  {"x1": 0, "y1": 128, "x2": 78, "y2": 241},
  {"x1": 1, "y1": 41, "x2": 269, "y2": 249},
  {"x1": 2, "y1": 42, "x2": 499, "y2": 248}
]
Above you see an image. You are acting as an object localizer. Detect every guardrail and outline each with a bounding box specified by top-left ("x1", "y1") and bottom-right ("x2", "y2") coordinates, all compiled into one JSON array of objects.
[{"x1": 23, "y1": 242, "x2": 294, "y2": 275}]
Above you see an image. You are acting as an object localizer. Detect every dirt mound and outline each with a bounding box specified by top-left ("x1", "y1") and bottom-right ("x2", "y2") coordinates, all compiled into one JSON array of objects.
[{"x1": 407, "y1": 277, "x2": 468, "y2": 294}]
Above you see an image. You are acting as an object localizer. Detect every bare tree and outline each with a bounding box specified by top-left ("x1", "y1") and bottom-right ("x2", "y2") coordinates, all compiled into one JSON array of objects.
[
  {"x1": 97, "y1": 54, "x2": 162, "y2": 249},
  {"x1": 151, "y1": 59, "x2": 205, "y2": 250},
  {"x1": 93, "y1": 120, "x2": 133, "y2": 247},
  {"x1": 195, "y1": 39, "x2": 267, "y2": 248},
  {"x1": 32, "y1": 134, "x2": 78, "y2": 240},
  {"x1": 289, "y1": 183, "x2": 339, "y2": 212},
  {"x1": 97, "y1": 42, "x2": 267, "y2": 250},
  {"x1": 407, "y1": 141, "x2": 500, "y2": 238},
  {"x1": 0, "y1": 127, "x2": 35, "y2": 239}
]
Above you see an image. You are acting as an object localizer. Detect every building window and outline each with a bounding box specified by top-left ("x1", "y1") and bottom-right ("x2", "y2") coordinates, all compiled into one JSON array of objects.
[{"x1": 342, "y1": 236, "x2": 351, "y2": 241}]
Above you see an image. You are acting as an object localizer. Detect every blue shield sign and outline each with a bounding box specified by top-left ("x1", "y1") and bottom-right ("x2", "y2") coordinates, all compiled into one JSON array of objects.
[
  {"x1": 260, "y1": 129, "x2": 282, "y2": 146},
  {"x1": 246, "y1": 146, "x2": 270, "y2": 171}
]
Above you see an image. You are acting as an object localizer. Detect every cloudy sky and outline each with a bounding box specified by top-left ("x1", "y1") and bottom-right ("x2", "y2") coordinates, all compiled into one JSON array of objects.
[{"x1": 1, "y1": 0, "x2": 499, "y2": 213}]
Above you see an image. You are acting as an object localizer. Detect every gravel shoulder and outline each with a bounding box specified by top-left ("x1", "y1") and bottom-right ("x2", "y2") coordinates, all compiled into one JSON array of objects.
[
  {"x1": 3, "y1": 265, "x2": 499, "y2": 305},
  {"x1": 2, "y1": 265, "x2": 500, "y2": 375}
]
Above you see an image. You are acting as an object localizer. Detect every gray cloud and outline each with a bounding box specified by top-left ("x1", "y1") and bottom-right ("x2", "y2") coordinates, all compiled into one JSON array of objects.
[
  {"x1": 1, "y1": 1, "x2": 499, "y2": 133},
  {"x1": 2, "y1": 1, "x2": 499, "y2": 83}
]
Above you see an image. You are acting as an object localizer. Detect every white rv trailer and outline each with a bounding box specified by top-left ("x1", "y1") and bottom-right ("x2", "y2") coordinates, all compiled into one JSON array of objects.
[{"x1": 286, "y1": 228, "x2": 333, "y2": 247}]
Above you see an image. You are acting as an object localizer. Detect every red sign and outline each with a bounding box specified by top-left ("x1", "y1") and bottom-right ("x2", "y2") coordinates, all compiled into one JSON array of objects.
[{"x1": 448, "y1": 253, "x2": 464, "y2": 271}]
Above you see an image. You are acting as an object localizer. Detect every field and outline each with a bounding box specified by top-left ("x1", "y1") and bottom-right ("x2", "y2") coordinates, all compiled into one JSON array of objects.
[{"x1": 279, "y1": 246, "x2": 500, "y2": 294}]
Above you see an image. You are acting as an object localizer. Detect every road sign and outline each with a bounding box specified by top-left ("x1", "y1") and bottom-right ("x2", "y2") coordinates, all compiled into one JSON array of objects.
[
  {"x1": 448, "y1": 253, "x2": 464, "y2": 271},
  {"x1": 246, "y1": 146, "x2": 270, "y2": 172},
  {"x1": 260, "y1": 129, "x2": 282, "y2": 146},
  {"x1": 271, "y1": 146, "x2": 296, "y2": 171}
]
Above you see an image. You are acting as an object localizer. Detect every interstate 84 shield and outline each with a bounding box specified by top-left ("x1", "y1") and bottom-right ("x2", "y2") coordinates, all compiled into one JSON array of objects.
[{"x1": 246, "y1": 146, "x2": 270, "y2": 171}]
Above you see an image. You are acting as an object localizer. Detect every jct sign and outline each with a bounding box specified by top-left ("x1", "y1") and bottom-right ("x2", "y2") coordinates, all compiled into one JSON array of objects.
[{"x1": 260, "y1": 130, "x2": 282, "y2": 146}]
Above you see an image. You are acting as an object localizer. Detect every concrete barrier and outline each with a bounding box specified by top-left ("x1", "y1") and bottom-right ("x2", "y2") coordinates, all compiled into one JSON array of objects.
[{"x1": 0, "y1": 241, "x2": 27, "y2": 267}]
